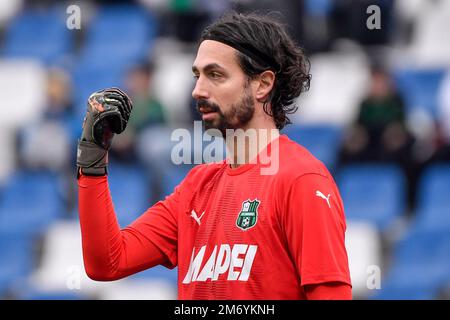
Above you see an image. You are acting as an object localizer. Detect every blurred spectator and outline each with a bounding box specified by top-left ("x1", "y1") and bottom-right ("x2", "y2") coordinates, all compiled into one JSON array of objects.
[
  {"x1": 340, "y1": 67, "x2": 413, "y2": 163},
  {"x1": 18, "y1": 68, "x2": 74, "y2": 173},
  {"x1": 109, "y1": 61, "x2": 167, "y2": 162},
  {"x1": 339, "y1": 66, "x2": 417, "y2": 207},
  {"x1": 44, "y1": 68, "x2": 75, "y2": 121},
  {"x1": 126, "y1": 62, "x2": 166, "y2": 130}
]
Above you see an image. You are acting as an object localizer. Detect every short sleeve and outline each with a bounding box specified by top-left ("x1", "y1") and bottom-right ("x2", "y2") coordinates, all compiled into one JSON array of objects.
[{"x1": 282, "y1": 173, "x2": 352, "y2": 287}]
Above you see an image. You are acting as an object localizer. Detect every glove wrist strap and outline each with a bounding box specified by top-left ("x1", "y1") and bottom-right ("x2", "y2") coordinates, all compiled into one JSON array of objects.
[{"x1": 77, "y1": 140, "x2": 108, "y2": 178}]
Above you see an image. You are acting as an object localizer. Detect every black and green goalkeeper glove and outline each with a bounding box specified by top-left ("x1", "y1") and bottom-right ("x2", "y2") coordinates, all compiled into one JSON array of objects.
[{"x1": 77, "y1": 87, "x2": 133, "y2": 177}]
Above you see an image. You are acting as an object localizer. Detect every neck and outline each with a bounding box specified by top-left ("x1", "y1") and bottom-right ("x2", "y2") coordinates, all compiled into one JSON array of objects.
[{"x1": 225, "y1": 112, "x2": 279, "y2": 169}]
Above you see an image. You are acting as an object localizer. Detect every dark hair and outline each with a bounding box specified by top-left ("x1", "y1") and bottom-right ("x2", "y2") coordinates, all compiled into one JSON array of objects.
[{"x1": 200, "y1": 12, "x2": 311, "y2": 130}]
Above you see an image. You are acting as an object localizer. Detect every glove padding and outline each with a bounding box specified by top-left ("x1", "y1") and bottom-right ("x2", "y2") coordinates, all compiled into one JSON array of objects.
[{"x1": 77, "y1": 87, "x2": 133, "y2": 177}]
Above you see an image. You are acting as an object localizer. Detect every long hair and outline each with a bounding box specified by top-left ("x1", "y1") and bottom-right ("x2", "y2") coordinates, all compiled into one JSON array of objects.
[{"x1": 200, "y1": 12, "x2": 311, "y2": 130}]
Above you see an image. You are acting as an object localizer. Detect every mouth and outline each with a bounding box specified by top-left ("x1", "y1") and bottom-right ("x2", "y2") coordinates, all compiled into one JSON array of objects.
[
  {"x1": 198, "y1": 106, "x2": 218, "y2": 121},
  {"x1": 201, "y1": 111, "x2": 218, "y2": 121}
]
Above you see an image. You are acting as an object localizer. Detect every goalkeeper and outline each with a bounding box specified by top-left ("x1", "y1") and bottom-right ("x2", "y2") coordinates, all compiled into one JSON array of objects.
[{"x1": 77, "y1": 12, "x2": 352, "y2": 300}]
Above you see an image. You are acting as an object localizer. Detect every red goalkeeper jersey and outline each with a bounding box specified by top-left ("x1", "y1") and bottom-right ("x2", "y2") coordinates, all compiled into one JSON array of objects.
[{"x1": 78, "y1": 135, "x2": 351, "y2": 299}]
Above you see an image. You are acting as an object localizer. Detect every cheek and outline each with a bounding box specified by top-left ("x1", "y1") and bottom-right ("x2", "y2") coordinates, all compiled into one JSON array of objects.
[{"x1": 215, "y1": 80, "x2": 248, "y2": 110}]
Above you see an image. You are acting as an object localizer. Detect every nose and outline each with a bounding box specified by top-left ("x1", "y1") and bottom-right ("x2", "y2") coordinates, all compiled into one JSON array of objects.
[{"x1": 192, "y1": 76, "x2": 209, "y2": 100}]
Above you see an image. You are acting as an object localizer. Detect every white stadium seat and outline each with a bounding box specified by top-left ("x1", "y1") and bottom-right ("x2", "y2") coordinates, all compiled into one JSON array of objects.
[
  {"x1": 292, "y1": 52, "x2": 370, "y2": 126},
  {"x1": 345, "y1": 221, "x2": 382, "y2": 298},
  {"x1": 151, "y1": 39, "x2": 196, "y2": 126},
  {"x1": 0, "y1": 59, "x2": 46, "y2": 182},
  {"x1": 0, "y1": 127, "x2": 15, "y2": 184},
  {"x1": 30, "y1": 220, "x2": 177, "y2": 299},
  {"x1": 0, "y1": 59, "x2": 46, "y2": 128}
]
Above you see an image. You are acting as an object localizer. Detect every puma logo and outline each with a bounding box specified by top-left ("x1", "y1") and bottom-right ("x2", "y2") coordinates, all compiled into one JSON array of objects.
[
  {"x1": 190, "y1": 210, "x2": 205, "y2": 225},
  {"x1": 315, "y1": 190, "x2": 331, "y2": 208}
]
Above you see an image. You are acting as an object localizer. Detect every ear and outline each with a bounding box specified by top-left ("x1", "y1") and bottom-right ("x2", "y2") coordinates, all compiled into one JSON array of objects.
[{"x1": 255, "y1": 70, "x2": 275, "y2": 102}]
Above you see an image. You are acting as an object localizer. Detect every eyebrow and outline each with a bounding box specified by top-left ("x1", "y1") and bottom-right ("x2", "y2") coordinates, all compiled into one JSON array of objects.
[{"x1": 192, "y1": 63, "x2": 226, "y2": 74}]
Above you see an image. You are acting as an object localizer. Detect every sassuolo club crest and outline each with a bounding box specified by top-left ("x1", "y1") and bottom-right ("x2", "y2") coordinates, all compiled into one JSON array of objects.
[{"x1": 236, "y1": 199, "x2": 260, "y2": 231}]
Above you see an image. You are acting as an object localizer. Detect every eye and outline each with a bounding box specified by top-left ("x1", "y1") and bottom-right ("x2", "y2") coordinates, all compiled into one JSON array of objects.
[
  {"x1": 193, "y1": 74, "x2": 199, "y2": 80},
  {"x1": 210, "y1": 71, "x2": 222, "y2": 79}
]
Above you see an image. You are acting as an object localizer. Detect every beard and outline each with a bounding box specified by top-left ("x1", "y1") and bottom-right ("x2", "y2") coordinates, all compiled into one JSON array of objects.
[{"x1": 196, "y1": 84, "x2": 255, "y2": 137}]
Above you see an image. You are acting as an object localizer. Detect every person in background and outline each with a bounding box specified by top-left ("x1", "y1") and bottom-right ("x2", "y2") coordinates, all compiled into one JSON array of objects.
[
  {"x1": 109, "y1": 61, "x2": 166, "y2": 163},
  {"x1": 339, "y1": 66, "x2": 417, "y2": 208},
  {"x1": 17, "y1": 67, "x2": 76, "y2": 212},
  {"x1": 126, "y1": 62, "x2": 166, "y2": 131},
  {"x1": 19, "y1": 67, "x2": 74, "y2": 172}
]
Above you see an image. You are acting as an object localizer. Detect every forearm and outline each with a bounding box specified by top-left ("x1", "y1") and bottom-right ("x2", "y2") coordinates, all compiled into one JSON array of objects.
[
  {"x1": 76, "y1": 88, "x2": 169, "y2": 280},
  {"x1": 78, "y1": 174, "x2": 165, "y2": 280}
]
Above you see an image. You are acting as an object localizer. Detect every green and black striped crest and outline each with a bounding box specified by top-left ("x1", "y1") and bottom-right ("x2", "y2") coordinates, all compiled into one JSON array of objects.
[{"x1": 236, "y1": 199, "x2": 260, "y2": 231}]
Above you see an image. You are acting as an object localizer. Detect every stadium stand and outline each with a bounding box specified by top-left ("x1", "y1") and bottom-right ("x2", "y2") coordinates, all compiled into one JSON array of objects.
[
  {"x1": 0, "y1": 232, "x2": 35, "y2": 297},
  {"x1": 337, "y1": 164, "x2": 407, "y2": 232},
  {"x1": 393, "y1": 68, "x2": 446, "y2": 118},
  {"x1": 28, "y1": 219, "x2": 177, "y2": 299},
  {"x1": 80, "y1": 5, "x2": 156, "y2": 67},
  {"x1": 0, "y1": 1, "x2": 448, "y2": 300},
  {"x1": 345, "y1": 221, "x2": 382, "y2": 298},
  {"x1": 108, "y1": 161, "x2": 152, "y2": 227},
  {"x1": 416, "y1": 165, "x2": 450, "y2": 214},
  {"x1": 374, "y1": 229, "x2": 450, "y2": 299},
  {"x1": 373, "y1": 165, "x2": 450, "y2": 299},
  {"x1": 291, "y1": 52, "x2": 370, "y2": 126},
  {"x1": 0, "y1": 170, "x2": 64, "y2": 236},
  {"x1": 0, "y1": 60, "x2": 46, "y2": 182},
  {"x1": 17, "y1": 289, "x2": 85, "y2": 300},
  {"x1": 282, "y1": 124, "x2": 342, "y2": 170},
  {"x1": 3, "y1": 7, "x2": 73, "y2": 64},
  {"x1": 0, "y1": 60, "x2": 46, "y2": 128},
  {"x1": 73, "y1": 5, "x2": 157, "y2": 119}
]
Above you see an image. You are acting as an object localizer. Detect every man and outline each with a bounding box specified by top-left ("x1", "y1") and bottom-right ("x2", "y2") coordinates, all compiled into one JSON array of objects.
[{"x1": 77, "y1": 12, "x2": 352, "y2": 299}]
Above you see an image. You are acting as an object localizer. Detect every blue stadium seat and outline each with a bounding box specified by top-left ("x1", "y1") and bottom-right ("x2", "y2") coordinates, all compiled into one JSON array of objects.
[
  {"x1": 374, "y1": 229, "x2": 450, "y2": 299},
  {"x1": 305, "y1": 0, "x2": 333, "y2": 16},
  {"x1": 3, "y1": 7, "x2": 73, "y2": 64},
  {"x1": 160, "y1": 164, "x2": 193, "y2": 199},
  {"x1": 337, "y1": 164, "x2": 406, "y2": 231},
  {"x1": 73, "y1": 5, "x2": 157, "y2": 118},
  {"x1": 18, "y1": 289, "x2": 87, "y2": 300},
  {"x1": 0, "y1": 170, "x2": 64, "y2": 236},
  {"x1": 130, "y1": 265, "x2": 178, "y2": 285},
  {"x1": 0, "y1": 233, "x2": 35, "y2": 297},
  {"x1": 108, "y1": 162, "x2": 152, "y2": 227},
  {"x1": 417, "y1": 165, "x2": 450, "y2": 211},
  {"x1": 373, "y1": 285, "x2": 436, "y2": 300},
  {"x1": 87, "y1": 5, "x2": 156, "y2": 45},
  {"x1": 374, "y1": 165, "x2": 450, "y2": 299},
  {"x1": 392, "y1": 68, "x2": 446, "y2": 118},
  {"x1": 282, "y1": 125, "x2": 342, "y2": 170},
  {"x1": 413, "y1": 207, "x2": 450, "y2": 233},
  {"x1": 79, "y1": 5, "x2": 156, "y2": 69},
  {"x1": 72, "y1": 63, "x2": 126, "y2": 119},
  {"x1": 413, "y1": 165, "x2": 450, "y2": 231}
]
